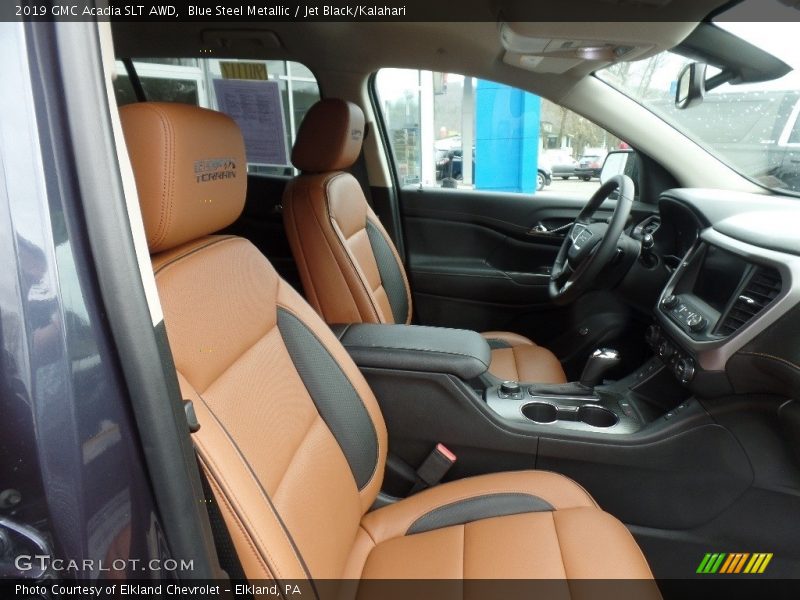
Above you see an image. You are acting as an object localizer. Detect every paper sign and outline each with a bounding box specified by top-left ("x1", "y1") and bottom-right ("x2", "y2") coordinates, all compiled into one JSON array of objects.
[
  {"x1": 220, "y1": 61, "x2": 268, "y2": 80},
  {"x1": 213, "y1": 79, "x2": 289, "y2": 166}
]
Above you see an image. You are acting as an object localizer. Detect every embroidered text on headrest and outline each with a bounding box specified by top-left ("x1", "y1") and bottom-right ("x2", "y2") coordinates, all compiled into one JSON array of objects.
[{"x1": 194, "y1": 158, "x2": 237, "y2": 183}]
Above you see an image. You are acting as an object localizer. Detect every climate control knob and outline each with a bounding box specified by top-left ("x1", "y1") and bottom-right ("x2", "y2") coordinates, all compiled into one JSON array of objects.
[
  {"x1": 687, "y1": 314, "x2": 708, "y2": 332},
  {"x1": 675, "y1": 358, "x2": 696, "y2": 384},
  {"x1": 661, "y1": 294, "x2": 679, "y2": 310}
]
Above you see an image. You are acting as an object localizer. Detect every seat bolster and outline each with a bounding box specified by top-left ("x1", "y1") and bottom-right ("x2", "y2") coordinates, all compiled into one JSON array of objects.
[
  {"x1": 360, "y1": 471, "x2": 596, "y2": 545},
  {"x1": 276, "y1": 277, "x2": 388, "y2": 513},
  {"x1": 283, "y1": 174, "x2": 382, "y2": 324},
  {"x1": 481, "y1": 331, "x2": 536, "y2": 348},
  {"x1": 365, "y1": 214, "x2": 412, "y2": 324},
  {"x1": 183, "y1": 376, "x2": 310, "y2": 581}
]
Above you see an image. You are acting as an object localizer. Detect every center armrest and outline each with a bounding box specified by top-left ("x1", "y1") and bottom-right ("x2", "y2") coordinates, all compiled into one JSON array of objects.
[{"x1": 332, "y1": 323, "x2": 491, "y2": 380}]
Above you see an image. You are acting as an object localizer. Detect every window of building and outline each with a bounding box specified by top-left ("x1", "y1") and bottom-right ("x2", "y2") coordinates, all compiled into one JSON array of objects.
[{"x1": 375, "y1": 68, "x2": 621, "y2": 195}]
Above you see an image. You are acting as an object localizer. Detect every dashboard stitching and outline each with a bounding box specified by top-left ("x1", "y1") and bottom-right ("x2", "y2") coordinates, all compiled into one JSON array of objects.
[{"x1": 737, "y1": 351, "x2": 800, "y2": 372}]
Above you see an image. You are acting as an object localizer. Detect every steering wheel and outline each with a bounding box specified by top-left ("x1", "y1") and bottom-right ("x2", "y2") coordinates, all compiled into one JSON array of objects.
[{"x1": 549, "y1": 174, "x2": 635, "y2": 305}]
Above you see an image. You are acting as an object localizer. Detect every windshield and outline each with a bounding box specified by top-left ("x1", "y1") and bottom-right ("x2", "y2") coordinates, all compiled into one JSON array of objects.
[{"x1": 597, "y1": 11, "x2": 800, "y2": 195}]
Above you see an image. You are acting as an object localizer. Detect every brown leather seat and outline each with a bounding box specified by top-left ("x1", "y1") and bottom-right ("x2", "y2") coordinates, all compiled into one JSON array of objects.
[
  {"x1": 282, "y1": 99, "x2": 567, "y2": 384},
  {"x1": 120, "y1": 102, "x2": 657, "y2": 586}
]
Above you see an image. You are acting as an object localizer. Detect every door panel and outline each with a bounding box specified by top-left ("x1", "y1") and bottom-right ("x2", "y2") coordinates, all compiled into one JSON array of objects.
[{"x1": 401, "y1": 187, "x2": 616, "y2": 343}]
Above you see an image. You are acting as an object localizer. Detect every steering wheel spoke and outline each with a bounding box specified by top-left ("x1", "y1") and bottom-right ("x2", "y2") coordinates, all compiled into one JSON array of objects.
[
  {"x1": 548, "y1": 175, "x2": 635, "y2": 305},
  {"x1": 550, "y1": 259, "x2": 571, "y2": 283}
]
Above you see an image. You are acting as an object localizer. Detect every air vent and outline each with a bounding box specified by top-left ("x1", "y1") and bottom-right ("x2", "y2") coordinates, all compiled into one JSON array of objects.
[
  {"x1": 718, "y1": 266, "x2": 782, "y2": 336},
  {"x1": 642, "y1": 217, "x2": 660, "y2": 235}
]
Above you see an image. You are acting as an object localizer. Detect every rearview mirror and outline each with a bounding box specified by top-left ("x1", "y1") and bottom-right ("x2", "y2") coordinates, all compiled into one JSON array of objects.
[
  {"x1": 675, "y1": 62, "x2": 707, "y2": 109},
  {"x1": 600, "y1": 149, "x2": 637, "y2": 185}
]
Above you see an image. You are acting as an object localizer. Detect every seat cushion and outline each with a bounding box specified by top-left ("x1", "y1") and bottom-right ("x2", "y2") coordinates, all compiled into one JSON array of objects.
[
  {"x1": 482, "y1": 331, "x2": 567, "y2": 383},
  {"x1": 348, "y1": 471, "x2": 656, "y2": 582}
]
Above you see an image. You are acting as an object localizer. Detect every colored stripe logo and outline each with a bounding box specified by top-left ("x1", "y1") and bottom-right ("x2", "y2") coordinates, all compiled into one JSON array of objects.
[{"x1": 697, "y1": 553, "x2": 773, "y2": 574}]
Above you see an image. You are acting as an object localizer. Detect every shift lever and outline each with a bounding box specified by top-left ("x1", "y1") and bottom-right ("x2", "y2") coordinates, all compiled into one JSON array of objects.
[{"x1": 579, "y1": 348, "x2": 621, "y2": 389}]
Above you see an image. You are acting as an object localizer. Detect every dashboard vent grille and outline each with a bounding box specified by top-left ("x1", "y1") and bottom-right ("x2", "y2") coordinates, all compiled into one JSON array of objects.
[
  {"x1": 718, "y1": 266, "x2": 782, "y2": 336},
  {"x1": 642, "y1": 217, "x2": 660, "y2": 235}
]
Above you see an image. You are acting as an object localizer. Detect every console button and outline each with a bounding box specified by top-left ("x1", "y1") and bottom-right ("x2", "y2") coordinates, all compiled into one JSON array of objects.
[
  {"x1": 657, "y1": 339, "x2": 673, "y2": 360},
  {"x1": 618, "y1": 401, "x2": 636, "y2": 420},
  {"x1": 500, "y1": 381, "x2": 521, "y2": 396}
]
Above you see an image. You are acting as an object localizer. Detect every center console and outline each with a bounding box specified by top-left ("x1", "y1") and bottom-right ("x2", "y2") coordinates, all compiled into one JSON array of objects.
[
  {"x1": 486, "y1": 379, "x2": 641, "y2": 434},
  {"x1": 334, "y1": 323, "x2": 648, "y2": 436},
  {"x1": 336, "y1": 320, "x2": 751, "y2": 530}
]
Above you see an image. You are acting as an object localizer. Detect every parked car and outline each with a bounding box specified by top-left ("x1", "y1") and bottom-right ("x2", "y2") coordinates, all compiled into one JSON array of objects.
[
  {"x1": 545, "y1": 150, "x2": 579, "y2": 179},
  {"x1": 653, "y1": 89, "x2": 800, "y2": 193},
  {"x1": 440, "y1": 147, "x2": 552, "y2": 190},
  {"x1": 536, "y1": 160, "x2": 553, "y2": 190},
  {"x1": 575, "y1": 150, "x2": 608, "y2": 180}
]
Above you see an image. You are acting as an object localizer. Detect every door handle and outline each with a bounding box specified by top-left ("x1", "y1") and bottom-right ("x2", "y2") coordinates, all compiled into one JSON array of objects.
[{"x1": 526, "y1": 221, "x2": 573, "y2": 236}]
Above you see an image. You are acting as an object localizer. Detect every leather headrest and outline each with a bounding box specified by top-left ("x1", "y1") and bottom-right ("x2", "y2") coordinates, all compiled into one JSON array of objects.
[
  {"x1": 291, "y1": 99, "x2": 365, "y2": 173},
  {"x1": 120, "y1": 102, "x2": 246, "y2": 254}
]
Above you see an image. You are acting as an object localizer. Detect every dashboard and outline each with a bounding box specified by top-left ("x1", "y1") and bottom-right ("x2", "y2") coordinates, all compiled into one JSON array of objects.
[{"x1": 643, "y1": 188, "x2": 800, "y2": 397}]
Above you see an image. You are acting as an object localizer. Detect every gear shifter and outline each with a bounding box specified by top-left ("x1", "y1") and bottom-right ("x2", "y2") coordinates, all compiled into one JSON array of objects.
[
  {"x1": 579, "y1": 348, "x2": 621, "y2": 389},
  {"x1": 525, "y1": 348, "x2": 621, "y2": 400}
]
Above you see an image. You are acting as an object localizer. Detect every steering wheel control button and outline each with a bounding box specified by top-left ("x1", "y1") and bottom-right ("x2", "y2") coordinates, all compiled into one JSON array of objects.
[
  {"x1": 661, "y1": 294, "x2": 678, "y2": 309},
  {"x1": 573, "y1": 229, "x2": 594, "y2": 250}
]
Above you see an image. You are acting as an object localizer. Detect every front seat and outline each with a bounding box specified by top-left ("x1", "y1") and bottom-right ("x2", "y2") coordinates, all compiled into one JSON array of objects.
[
  {"x1": 120, "y1": 102, "x2": 656, "y2": 586},
  {"x1": 282, "y1": 99, "x2": 567, "y2": 384}
]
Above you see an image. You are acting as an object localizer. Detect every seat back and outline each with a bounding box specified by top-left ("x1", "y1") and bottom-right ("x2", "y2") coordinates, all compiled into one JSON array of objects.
[
  {"x1": 121, "y1": 102, "x2": 387, "y2": 579},
  {"x1": 283, "y1": 99, "x2": 412, "y2": 325}
]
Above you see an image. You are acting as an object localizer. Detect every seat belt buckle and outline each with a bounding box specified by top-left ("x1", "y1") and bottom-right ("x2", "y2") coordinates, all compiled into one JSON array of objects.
[{"x1": 412, "y1": 443, "x2": 456, "y2": 492}]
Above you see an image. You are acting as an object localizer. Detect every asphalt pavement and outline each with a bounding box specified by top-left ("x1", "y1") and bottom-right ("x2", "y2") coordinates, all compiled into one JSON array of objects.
[{"x1": 544, "y1": 176, "x2": 602, "y2": 195}]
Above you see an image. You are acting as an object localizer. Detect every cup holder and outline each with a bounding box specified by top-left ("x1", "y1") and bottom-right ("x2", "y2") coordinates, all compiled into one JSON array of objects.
[
  {"x1": 521, "y1": 402, "x2": 558, "y2": 423},
  {"x1": 521, "y1": 402, "x2": 618, "y2": 428},
  {"x1": 577, "y1": 405, "x2": 618, "y2": 428}
]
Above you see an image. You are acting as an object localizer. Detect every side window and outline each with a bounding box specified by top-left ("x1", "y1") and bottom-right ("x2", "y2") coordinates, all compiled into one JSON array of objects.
[
  {"x1": 114, "y1": 58, "x2": 320, "y2": 175},
  {"x1": 787, "y1": 102, "x2": 800, "y2": 145},
  {"x1": 375, "y1": 69, "x2": 623, "y2": 195}
]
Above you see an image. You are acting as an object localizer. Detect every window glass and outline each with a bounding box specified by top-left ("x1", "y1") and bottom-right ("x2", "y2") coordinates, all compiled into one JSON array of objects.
[
  {"x1": 788, "y1": 111, "x2": 800, "y2": 145},
  {"x1": 114, "y1": 75, "x2": 199, "y2": 106},
  {"x1": 375, "y1": 69, "x2": 621, "y2": 195},
  {"x1": 596, "y1": 16, "x2": 800, "y2": 194},
  {"x1": 113, "y1": 59, "x2": 320, "y2": 176}
]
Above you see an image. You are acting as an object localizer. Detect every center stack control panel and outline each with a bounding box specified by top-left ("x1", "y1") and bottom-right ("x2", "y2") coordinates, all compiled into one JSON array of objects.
[{"x1": 645, "y1": 323, "x2": 696, "y2": 385}]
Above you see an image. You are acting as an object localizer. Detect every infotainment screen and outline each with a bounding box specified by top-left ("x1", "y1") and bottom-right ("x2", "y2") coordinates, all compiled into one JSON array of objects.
[{"x1": 692, "y1": 246, "x2": 748, "y2": 312}]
